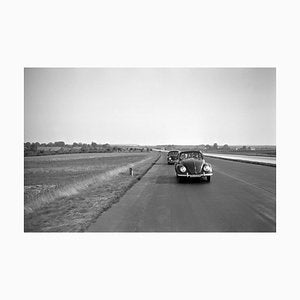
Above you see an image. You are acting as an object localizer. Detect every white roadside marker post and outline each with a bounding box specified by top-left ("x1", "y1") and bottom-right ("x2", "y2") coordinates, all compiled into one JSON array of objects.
[{"x1": 129, "y1": 167, "x2": 133, "y2": 176}]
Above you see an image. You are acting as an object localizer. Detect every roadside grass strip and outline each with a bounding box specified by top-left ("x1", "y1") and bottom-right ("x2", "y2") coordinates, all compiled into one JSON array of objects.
[
  {"x1": 24, "y1": 154, "x2": 160, "y2": 232},
  {"x1": 25, "y1": 156, "x2": 154, "y2": 214}
]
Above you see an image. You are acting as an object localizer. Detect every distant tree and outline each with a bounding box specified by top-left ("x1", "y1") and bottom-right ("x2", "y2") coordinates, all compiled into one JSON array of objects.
[
  {"x1": 213, "y1": 143, "x2": 218, "y2": 150},
  {"x1": 54, "y1": 141, "x2": 65, "y2": 147},
  {"x1": 222, "y1": 144, "x2": 230, "y2": 151},
  {"x1": 30, "y1": 143, "x2": 38, "y2": 152},
  {"x1": 81, "y1": 144, "x2": 89, "y2": 152},
  {"x1": 91, "y1": 142, "x2": 97, "y2": 148},
  {"x1": 47, "y1": 142, "x2": 54, "y2": 147},
  {"x1": 73, "y1": 142, "x2": 79, "y2": 147},
  {"x1": 238, "y1": 146, "x2": 247, "y2": 152}
]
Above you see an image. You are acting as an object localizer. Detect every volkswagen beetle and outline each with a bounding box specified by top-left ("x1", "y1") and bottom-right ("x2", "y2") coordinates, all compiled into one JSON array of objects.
[
  {"x1": 167, "y1": 150, "x2": 179, "y2": 164},
  {"x1": 175, "y1": 150, "x2": 213, "y2": 182}
]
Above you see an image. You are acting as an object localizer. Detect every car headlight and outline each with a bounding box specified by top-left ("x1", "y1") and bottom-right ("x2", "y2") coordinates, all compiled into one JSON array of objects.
[
  {"x1": 179, "y1": 166, "x2": 186, "y2": 173},
  {"x1": 203, "y1": 164, "x2": 212, "y2": 172}
]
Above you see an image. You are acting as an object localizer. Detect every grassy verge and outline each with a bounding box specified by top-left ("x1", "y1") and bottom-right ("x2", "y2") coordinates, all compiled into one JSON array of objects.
[{"x1": 24, "y1": 153, "x2": 160, "y2": 232}]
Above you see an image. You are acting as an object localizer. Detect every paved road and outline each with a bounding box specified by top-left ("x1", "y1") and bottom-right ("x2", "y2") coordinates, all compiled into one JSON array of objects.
[
  {"x1": 88, "y1": 153, "x2": 276, "y2": 232},
  {"x1": 204, "y1": 153, "x2": 276, "y2": 166}
]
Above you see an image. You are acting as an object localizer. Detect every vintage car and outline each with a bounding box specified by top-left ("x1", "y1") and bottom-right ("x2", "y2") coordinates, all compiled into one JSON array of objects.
[
  {"x1": 175, "y1": 150, "x2": 213, "y2": 182},
  {"x1": 167, "y1": 150, "x2": 179, "y2": 164}
]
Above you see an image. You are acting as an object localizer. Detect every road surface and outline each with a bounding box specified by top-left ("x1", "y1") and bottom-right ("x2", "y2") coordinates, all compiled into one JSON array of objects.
[
  {"x1": 204, "y1": 153, "x2": 276, "y2": 166},
  {"x1": 88, "y1": 153, "x2": 276, "y2": 232}
]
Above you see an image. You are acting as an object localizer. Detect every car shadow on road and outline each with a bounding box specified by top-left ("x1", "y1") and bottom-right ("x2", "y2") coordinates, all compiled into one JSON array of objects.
[
  {"x1": 176, "y1": 177, "x2": 209, "y2": 184},
  {"x1": 156, "y1": 176, "x2": 208, "y2": 184}
]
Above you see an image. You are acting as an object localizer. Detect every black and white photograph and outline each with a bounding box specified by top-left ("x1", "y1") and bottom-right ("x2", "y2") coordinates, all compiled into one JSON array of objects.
[
  {"x1": 24, "y1": 68, "x2": 276, "y2": 232},
  {"x1": 2, "y1": 1, "x2": 300, "y2": 300}
]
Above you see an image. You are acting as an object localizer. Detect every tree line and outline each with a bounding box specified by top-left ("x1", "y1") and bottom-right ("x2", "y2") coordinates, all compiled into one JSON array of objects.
[{"x1": 24, "y1": 141, "x2": 151, "y2": 156}]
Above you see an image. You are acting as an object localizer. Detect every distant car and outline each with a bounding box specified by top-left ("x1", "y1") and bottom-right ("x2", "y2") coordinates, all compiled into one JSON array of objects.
[
  {"x1": 175, "y1": 150, "x2": 213, "y2": 182},
  {"x1": 167, "y1": 150, "x2": 179, "y2": 164}
]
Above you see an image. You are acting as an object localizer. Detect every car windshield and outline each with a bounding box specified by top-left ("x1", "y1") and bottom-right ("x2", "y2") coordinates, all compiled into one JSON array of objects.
[
  {"x1": 168, "y1": 151, "x2": 178, "y2": 156},
  {"x1": 180, "y1": 152, "x2": 202, "y2": 160}
]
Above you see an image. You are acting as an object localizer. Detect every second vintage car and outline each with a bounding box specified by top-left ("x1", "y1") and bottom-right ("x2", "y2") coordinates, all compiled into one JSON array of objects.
[
  {"x1": 175, "y1": 150, "x2": 213, "y2": 182},
  {"x1": 167, "y1": 150, "x2": 179, "y2": 164}
]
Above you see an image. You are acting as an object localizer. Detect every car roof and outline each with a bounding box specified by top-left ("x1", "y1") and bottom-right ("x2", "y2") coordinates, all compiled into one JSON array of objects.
[{"x1": 179, "y1": 150, "x2": 202, "y2": 154}]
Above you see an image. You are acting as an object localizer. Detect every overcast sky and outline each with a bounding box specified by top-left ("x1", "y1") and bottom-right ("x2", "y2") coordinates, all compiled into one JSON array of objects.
[{"x1": 24, "y1": 68, "x2": 275, "y2": 145}]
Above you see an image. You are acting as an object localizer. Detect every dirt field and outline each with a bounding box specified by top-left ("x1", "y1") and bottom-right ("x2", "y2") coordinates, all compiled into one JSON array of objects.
[{"x1": 24, "y1": 152, "x2": 160, "y2": 232}]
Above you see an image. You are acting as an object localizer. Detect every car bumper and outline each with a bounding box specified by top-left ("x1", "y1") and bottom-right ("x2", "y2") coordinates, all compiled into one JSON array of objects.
[{"x1": 177, "y1": 173, "x2": 213, "y2": 178}]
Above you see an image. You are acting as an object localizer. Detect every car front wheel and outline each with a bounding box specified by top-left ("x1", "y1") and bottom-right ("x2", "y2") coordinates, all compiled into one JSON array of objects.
[{"x1": 206, "y1": 176, "x2": 211, "y2": 183}]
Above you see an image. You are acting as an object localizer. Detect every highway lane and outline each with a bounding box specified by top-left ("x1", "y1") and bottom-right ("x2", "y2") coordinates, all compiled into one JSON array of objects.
[{"x1": 88, "y1": 153, "x2": 276, "y2": 232}]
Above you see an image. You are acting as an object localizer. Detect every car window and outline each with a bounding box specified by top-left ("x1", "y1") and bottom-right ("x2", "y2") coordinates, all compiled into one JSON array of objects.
[
  {"x1": 168, "y1": 151, "x2": 178, "y2": 156},
  {"x1": 180, "y1": 152, "x2": 202, "y2": 160}
]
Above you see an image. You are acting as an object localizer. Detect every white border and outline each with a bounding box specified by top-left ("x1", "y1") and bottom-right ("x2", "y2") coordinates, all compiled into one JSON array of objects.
[{"x1": 1, "y1": 1, "x2": 300, "y2": 300}]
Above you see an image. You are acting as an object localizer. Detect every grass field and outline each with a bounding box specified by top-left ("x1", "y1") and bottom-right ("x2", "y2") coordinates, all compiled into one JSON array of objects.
[{"x1": 24, "y1": 152, "x2": 160, "y2": 232}]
